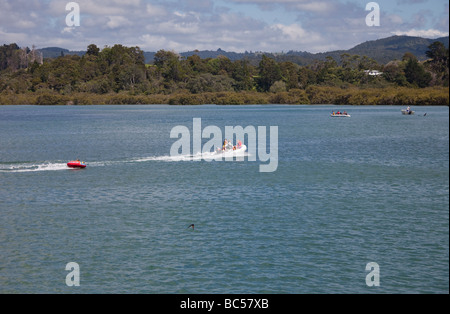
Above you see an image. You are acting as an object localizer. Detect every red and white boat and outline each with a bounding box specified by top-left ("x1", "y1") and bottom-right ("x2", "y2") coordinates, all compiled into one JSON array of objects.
[{"x1": 67, "y1": 160, "x2": 87, "y2": 168}]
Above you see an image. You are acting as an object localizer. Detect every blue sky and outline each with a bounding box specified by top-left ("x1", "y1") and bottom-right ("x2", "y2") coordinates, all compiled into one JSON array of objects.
[{"x1": 0, "y1": 0, "x2": 448, "y2": 53}]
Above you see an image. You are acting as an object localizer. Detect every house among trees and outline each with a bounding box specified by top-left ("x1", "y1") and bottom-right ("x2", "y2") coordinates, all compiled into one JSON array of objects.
[{"x1": 364, "y1": 70, "x2": 383, "y2": 76}]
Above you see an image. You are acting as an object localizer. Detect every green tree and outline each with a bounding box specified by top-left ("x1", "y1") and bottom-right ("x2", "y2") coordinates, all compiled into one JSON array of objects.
[
  {"x1": 280, "y1": 61, "x2": 299, "y2": 90},
  {"x1": 232, "y1": 59, "x2": 255, "y2": 91},
  {"x1": 358, "y1": 55, "x2": 379, "y2": 71},
  {"x1": 154, "y1": 50, "x2": 186, "y2": 82},
  {"x1": 340, "y1": 53, "x2": 360, "y2": 70},
  {"x1": 257, "y1": 55, "x2": 282, "y2": 92},
  {"x1": 404, "y1": 55, "x2": 432, "y2": 88},
  {"x1": 104, "y1": 45, "x2": 146, "y2": 91},
  {"x1": 207, "y1": 56, "x2": 233, "y2": 76},
  {"x1": 383, "y1": 61, "x2": 407, "y2": 86},
  {"x1": 187, "y1": 73, "x2": 235, "y2": 93},
  {"x1": 187, "y1": 54, "x2": 211, "y2": 74},
  {"x1": 0, "y1": 43, "x2": 21, "y2": 71},
  {"x1": 269, "y1": 80, "x2": 287, "y2": 93},
  {"x1": 316, "y1": 56, "x2": 339, "y2": 85},
  {"x1": 86, "y1": 44, "x2": 100, "y2": 56},
  {"x1": 45, "y1": 55, "x2": 81, "y2": 92},
  {"x1": 426, "y1": 41, "x2": 449, "y2": 86},
  {"x1": 298, "y1": 66, "x2": 317, "y2": 88}
]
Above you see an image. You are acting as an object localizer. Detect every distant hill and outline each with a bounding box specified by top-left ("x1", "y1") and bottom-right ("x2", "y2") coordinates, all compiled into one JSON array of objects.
[
  {"x1": 313, "y1": 35, "x2": 450, "y2": 64},
  {"x1": 38, "y1": 35, "x2": 449, "y2": 65},
  {"x1": 39, "y1": 47, "x2": 85, "y2": 58},
  {"x1": 180, "y1": 48, "x2": 255, "y2": 61}
]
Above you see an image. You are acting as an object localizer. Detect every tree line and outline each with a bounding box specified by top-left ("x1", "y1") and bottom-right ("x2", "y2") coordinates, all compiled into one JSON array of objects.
[{"x1": 0, "y1": 42, "x2": 448, "y2": 105}]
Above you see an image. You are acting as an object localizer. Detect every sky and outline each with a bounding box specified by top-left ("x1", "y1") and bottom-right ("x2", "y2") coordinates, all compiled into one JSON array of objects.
[{"x1": 0, "y1": 0, "x2": 448, "y2": 53}]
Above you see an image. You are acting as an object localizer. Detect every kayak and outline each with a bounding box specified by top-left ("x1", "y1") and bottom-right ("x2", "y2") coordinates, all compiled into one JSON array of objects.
[{"x1": 67, "y1": 161, "x2": 87, "y2": 168}]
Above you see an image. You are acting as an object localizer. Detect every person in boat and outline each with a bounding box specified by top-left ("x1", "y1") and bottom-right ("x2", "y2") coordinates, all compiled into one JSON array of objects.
[
  {"x1": 237, "y1": 140, "x2": 242, "y2": 149},
  {"x1": 343, "y1": 111, "x2": 348, "y2": 115},
  {"x1": 223, "y1": 139, "x2": 233, "y2": 151},
  {"x1": 226, "y1": 140, "x2": 234, "y2": 151}
]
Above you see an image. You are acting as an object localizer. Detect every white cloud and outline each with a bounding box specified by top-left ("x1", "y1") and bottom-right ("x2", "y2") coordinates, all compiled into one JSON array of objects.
[
  {"x1": 146, "y1": 4, "x2": 167, "y2": 17},
  {"x1": 0, "y1": 0, "x2": 448, "y2": 54},
  {"x1": 0, "y1": 28, "x2": 29, "y2": 43},
  {"x1": 392, "y1": 29, "x2": 449, "y2": 38},
  {"x1": 387, "y1": 14, "x2": 404, "y2": 25},
  {"x1": 61, "y1": 27, "x2": 75, "y2": 34},
  {"x1": 155, "y1": 20, "x2": 200, "y2": 35},
  {"x1": 139, "y1": 34, "x2": 184, "y2": 51},
  {"x1": 231, "y1": 0, "x2": 336, "y2": 14},
  {"x1": 106, "y1": 16, "x2": 131, "y2": 29},
  {"x1": 272, "y1": 23, "x2": 321, "y2": 43},
  {"x1": 293, "y1": 1, "x2": 334, "y2": 13}
]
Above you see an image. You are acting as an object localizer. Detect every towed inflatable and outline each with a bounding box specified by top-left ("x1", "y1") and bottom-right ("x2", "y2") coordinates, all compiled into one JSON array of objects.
[{"x1": 67, "y1": 160, "x2": 87, "y2": 168}]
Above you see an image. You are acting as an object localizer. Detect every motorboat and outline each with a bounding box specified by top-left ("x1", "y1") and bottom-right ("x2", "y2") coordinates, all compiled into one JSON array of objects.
[
  {"x1": 67, "y1": 160, "x2": 87, "y2": 168},
  {"x1": 331, "y1": 112, "x2": 351, "y2": 117},
  {"x1": 214, "y1": 144, "x2": 247, "y2": 155},
  {"x1": 401, "y1": 109, "x2": 415, "y2": 115}
]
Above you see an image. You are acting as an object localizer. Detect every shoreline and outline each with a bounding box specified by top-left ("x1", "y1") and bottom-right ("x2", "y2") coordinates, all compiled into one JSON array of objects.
[{"x1": 1, "y1": 86, "x2": 448, "y2": 106}]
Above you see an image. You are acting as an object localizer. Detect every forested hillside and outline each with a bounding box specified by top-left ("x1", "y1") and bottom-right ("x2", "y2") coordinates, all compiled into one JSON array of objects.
[{"x1": 0, "y1": 41, "x2": 448, "y2": 106}]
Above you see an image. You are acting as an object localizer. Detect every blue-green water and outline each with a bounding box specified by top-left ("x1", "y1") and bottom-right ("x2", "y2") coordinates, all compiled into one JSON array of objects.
[{"x1": 0, "y1": 105, "x2": 448, "y2": 294}]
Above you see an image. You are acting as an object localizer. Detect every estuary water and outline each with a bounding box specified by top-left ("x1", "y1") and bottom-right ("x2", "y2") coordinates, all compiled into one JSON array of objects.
[{"x1": 0, "y1": 105, "x2": 448, "y2": 294}]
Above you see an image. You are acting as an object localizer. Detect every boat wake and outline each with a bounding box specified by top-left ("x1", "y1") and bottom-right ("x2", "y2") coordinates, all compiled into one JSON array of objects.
[
  {"x1": 0, "y1": 160, "x2": 108, "y2": 173},
  {"x1": 134, "y1": 149, "x2": 250, "y2": 163},
  {"x1": 0, "y1": 162, "x2": 70, "y2": 173},
  {"x1": 0, "y1": 148, "x2": 249, "y2": 173}
]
